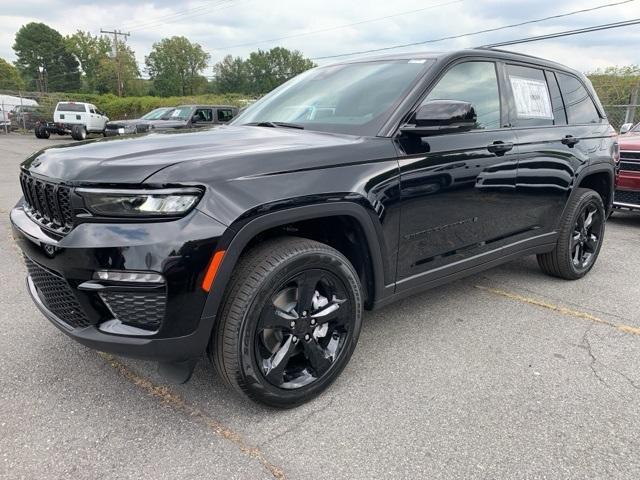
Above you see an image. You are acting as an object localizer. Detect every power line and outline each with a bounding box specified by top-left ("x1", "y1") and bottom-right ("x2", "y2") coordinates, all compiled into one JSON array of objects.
[
  {"x1": 480, "y1": 18, "x2": 640, "y2": 47},
  {"x1": 209, "y1": 0, "x2": 465, "y2": 51},
  {"x1": 128, "y1": 0, "x2": 245, "y2": 32},
  {"x1": 121, "y1": 0, "x2": 229, "y2": 29},
  {"x1": 311, "y1": 0, "x2": 637, "y2": 60}
]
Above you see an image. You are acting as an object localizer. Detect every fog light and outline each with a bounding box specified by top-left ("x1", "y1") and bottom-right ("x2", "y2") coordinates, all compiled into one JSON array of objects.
[{"x1": 94, "y1": 270, "x2": 164, "y2": 283}]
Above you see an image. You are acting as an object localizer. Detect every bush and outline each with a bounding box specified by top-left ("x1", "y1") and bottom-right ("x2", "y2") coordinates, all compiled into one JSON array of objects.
[{"x1": 2, "y1": 91, "x2": 252, "y2": 122}]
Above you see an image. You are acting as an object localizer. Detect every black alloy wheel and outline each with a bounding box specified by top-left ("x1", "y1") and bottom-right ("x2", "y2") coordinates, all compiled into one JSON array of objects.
[
  {"x1": 256, "y1": 269, "x2": 351, "y2": 390},
  {"x1": 537, "y1": 188, "x2": 606, "y2": 279},
  {"x1": 211, "y1": 237, "x2": 363, "y2": 408},
  {"x1": 570, "y1": 201, "x2": 604, "y2": 271}
]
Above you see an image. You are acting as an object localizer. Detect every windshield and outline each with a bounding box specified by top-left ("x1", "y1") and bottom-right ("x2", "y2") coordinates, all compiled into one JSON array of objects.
[
  {"x1": 232, "y1": 59, "x2": 434, "y2": 136},
  {"x1": 630, "y1": 122, "x2": 640, "y2": 133},
  {"x1": 142, "y1": 108, "x2": 171, "y2": 120},
  {"x1": 165, "y1": 107, "x2": 193, "y2": 121}
]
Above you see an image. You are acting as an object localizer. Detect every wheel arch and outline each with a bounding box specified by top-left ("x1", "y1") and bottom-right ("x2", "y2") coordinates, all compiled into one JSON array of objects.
[
  {"x1": 576, "y1": 164, "x2": 615, "y2": 211},
  {"x1": 200, "y1": 202, "x2": 389, "y2": 325}
]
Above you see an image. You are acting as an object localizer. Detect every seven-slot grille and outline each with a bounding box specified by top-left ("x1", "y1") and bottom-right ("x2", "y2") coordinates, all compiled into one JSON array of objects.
[
  {"x1": 19, "y1": 172, "x2": 73, "y2": 233},
  {"x1": 620, "y1": 151, "x2": 640, "y2": 173},
  {"x1": 24, "y1": 256, "x2": 91, "y2": 328}
]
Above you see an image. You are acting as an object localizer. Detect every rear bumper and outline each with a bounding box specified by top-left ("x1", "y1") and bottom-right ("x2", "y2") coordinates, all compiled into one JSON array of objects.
[{"x1": 11, "y1": 203, "x2": 227, "y2": 362}]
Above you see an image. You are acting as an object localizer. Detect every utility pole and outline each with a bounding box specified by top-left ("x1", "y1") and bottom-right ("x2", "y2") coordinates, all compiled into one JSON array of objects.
[{"x1": 100, "y1": 29, "x2": 130, "y2": 97}]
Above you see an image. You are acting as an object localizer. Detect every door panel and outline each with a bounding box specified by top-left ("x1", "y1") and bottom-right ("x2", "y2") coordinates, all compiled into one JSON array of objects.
[{"x1": 396, "y1": 129, "x2": 520, "y2": 282}]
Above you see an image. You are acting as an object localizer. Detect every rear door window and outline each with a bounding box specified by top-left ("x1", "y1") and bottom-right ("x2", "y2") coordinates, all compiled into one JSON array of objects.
[
  {"x1": 556, "y1": 73, "x2": 601, "y2": 124},
  {"x1": 217, "y1": 108, "x2": 234, "y2": 122},
  {"x1": 505, "y1": 64, "x2": 554, "y2": 127}
]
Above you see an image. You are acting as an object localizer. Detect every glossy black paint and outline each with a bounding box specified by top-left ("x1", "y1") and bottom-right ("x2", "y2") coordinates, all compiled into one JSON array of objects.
[{"x1": 10, "y1": 48, "x2": 617, "y2": 370}]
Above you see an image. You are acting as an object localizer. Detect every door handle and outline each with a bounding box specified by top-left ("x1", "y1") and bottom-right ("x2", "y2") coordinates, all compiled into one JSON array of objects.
[
  {"x1": 561, "y1": 135, "x2": 580, "y2": 147},
  {"x1": 487, "y1": 141, "x2": 514, "y2": 155}
]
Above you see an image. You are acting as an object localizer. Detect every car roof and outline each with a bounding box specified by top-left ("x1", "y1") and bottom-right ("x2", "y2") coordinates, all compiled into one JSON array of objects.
[{"x1": 327, "y1": 47, "x2": 583, "y2": 78}]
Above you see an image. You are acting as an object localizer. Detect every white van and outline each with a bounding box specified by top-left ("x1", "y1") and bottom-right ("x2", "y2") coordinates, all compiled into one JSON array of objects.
[{"x1": 49, "y1": 102, "x2": 109, "y2": 140}]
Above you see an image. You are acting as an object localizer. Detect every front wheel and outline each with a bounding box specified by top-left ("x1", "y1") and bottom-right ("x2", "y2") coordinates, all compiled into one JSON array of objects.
[
  {"x1": 210, "y1": 237, "x2": 363, "y2": 408},
  {"x1": 71, "y1": 124, "x2": 86, "y2": 141},
  {"x1": 537, "y1": 188, "x2": 606, "y2": 279}
]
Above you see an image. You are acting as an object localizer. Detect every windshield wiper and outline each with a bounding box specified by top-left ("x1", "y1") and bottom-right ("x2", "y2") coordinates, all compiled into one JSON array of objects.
[{"x1": 245, "y1": 121, "x2": 305, "y2": 130}]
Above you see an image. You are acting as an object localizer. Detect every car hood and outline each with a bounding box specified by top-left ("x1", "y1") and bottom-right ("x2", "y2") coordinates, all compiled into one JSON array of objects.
[
  {"x1": 619, "y1": 133, "x2": 640, "y2": 150},
  {"x1": 21, "y1": 125, "x2": 374, "y2": 184}
]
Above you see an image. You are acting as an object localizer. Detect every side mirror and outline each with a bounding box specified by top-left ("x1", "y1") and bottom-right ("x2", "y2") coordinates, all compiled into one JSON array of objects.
[
  {"x1": 620, "y1": 123, "x2": 633, "y2": 134},
  {"x1": 401, "y1": 100, "x2": 477, "y2": 136}
]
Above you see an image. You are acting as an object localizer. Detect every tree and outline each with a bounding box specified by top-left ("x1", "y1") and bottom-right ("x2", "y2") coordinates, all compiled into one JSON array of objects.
[
  {"x1": 13, "y1": 22, "x2": 80, "y2": 92},
  {"x1": 95, "y1": 44, "x2": 140, "y2": 96},
  {"x1": 0, "y1": 58, "x2": 24, "y2": 90},
  {"x1": 65, "y1": 31, "x2": 111, "y2": 92},
  {"x1": 145, "y1": 36, "x2": 210, "y2": 96},
  {"x1": 211, "y1": 47, "x2": 315, "y2": 95},
  {"x1": 212, "y1": 55, "x2": 249, "y2": 93}
]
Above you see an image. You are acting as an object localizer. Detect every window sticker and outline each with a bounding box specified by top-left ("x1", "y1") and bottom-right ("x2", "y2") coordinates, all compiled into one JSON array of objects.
[{"x1": 509, "y1": 75, "x2": 553, "y2": 119}]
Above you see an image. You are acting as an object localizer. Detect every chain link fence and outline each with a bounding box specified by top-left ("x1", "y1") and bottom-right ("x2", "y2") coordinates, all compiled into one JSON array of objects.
[{"x1": 601, "y1": 105, "x2": 639, "y2": 130}]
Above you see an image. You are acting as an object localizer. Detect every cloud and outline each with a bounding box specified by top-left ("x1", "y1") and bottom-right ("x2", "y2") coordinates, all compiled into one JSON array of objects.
[{"x1": 2, "y1": 0, "x2": 639, "y2": 75}]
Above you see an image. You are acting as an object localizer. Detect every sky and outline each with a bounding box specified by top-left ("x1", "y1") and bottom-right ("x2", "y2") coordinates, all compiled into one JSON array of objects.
[{"x1": 2, "y1": 0, "x2": 640, "y2": 76}]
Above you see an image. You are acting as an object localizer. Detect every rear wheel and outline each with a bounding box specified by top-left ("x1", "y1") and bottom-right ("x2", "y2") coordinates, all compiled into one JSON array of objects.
[
  {"x1": 210, "y1": 237, "x2": 363, "y2": 408},
  {"x1": 71, "y1": 125, "x2": 86, "y2": 140},
  {"x1": 537, "y1": 188, "x2": 605, "y2": 279}
]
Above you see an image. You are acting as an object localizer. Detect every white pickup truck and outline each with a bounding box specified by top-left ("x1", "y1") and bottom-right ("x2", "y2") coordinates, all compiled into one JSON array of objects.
[{"x1": 35, "y1": 101, "x2": 109, "y2": 140}]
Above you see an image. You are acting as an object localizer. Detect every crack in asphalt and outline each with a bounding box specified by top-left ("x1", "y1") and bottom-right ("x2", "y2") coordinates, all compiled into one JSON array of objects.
[
  {"x1": 581, "y1": 325, "x2": 609, "y2": 388},
  {"x1": 97, "y1": 352, "x2": 287, "y2": 480}
]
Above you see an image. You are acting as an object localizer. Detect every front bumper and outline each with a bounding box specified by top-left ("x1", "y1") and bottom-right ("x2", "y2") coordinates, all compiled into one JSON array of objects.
[
  {"x1": 614, "y1": 170, "x2": 640, "y2": 210},
  {"x1": 11, "y1": 203, "x2": 226, "y2": 362}
]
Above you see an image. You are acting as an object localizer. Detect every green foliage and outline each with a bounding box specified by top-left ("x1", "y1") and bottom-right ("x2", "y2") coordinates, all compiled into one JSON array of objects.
[
  {"x1": 13, "y1": 22, "x2": 80, "y2": 92},
  {"x1": 587, "y1": 65, "x2": 640, "y2": 106},
  {"x1": 212, "y1": 47, "x2": 315, "y2": 95},
  {"x1": 16, "y1": 92, "x2": 248, "y2": 121},
  {"x1": 95, "y1": 44, "x2": 141, "y2": 96},
  {"x1": 0, "y1": 58, "x2": 24, "y2": 90},
  {"x1": 65, "y1": 31, "x2": 112, "y2": 92},
  {"x1": 145, "y1": 36, "x2": 210, "y2": 97}
]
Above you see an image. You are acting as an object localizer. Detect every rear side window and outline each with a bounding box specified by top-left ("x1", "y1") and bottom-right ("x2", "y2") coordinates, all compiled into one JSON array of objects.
[
  {"x1": 57, "y1": 103, "x2": 86, "y2": 112},
  {"x1": 505, "y1": 64, "x2": 554, "y2": 127},
  {"x1": 424, "y1": 61, "x2": 501, "y2": 129},
  {"x1": 556, "y1": 73, "x2": 601, "y2": 124},
  {"x1": 217, "y1": 108, "x2": 233, "y2": 122}
]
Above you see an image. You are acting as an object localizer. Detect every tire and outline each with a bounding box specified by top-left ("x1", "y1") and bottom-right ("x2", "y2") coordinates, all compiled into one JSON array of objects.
[
  {"x1": 537, "y1": 188, "x2": 606, "y2": 280},
  {"x1": 71, "y1": 125, "x2": 86, "y2": 141},
  {"x1": 210, "y1": 237, "x2": 363, "y2": 408},
  {"x1": 34, "y1": 126, "x2": 42, "y2": 139},
  {"x1": 36, "y1": 125, "x2": 50, "y2": 139}
]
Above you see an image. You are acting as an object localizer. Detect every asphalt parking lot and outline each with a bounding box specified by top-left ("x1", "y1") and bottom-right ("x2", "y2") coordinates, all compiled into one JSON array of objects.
[{"x1": 1, "y1": 133, "x2": 640, "y2": 480}]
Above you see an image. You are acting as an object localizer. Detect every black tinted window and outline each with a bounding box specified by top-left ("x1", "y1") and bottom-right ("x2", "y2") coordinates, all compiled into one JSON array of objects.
[
  {"x1": 506, "y1": 64, "x2": 553, "y2": 127},
  {"x1": 194, "y1": 108, "x2": 213, "y2": 122},
  {"x1": 57, "y1": 103, "x2": 86, "y2": 112},
  {"x1": 217, "y1": 109, "x2": 233, "y2": 122},
  {"x1": 556, "y1": 73, "x2": 600, "y2": 124},
  {"x1": 424, "y1": 61, "x2": 501, "y2": 129}
]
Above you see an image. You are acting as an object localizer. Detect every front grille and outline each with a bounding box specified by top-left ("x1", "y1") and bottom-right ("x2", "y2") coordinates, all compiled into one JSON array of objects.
[
  {"x1": 620, "y1": 161, "x2": 640, "y2": 172},
  {"x1": 614, "y1": 189, "x2": 640, "y2": 207},
  {"x1": 24, "y1": 256, "x2": 91, "y2": 328},
  {"x1": 620, "y1": 151, "x2": 640, "y2": 161},
  {"x1": 100, "y1": 291, "x2": 166, "y2": 331},
  {"x1": 19, "y1": 172, "x2": 74, "y2": 234}
]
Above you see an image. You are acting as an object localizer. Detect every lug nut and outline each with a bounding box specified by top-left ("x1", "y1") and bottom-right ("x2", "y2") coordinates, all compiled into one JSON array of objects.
[
  {"x1": 290, "y1": 320, "x2": 296, "y2": 328},
  {"x1": 310, "y1": 319, "x2": 316, "y2": 325},
  {"x1": 292, "y1": 336, "x2": 298, "y2": 343},
  {"x1": 304, "y1": 334, "x2": 310, "y2": 341},
  {"x1": 303, "y1": 311, "x2": 308, "y2": 317}
]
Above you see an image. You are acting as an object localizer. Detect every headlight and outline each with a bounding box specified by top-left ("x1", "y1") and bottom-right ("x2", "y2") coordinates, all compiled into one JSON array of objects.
[{"x1": 76, "y1": 187, "x2": 202, "y2": 217}]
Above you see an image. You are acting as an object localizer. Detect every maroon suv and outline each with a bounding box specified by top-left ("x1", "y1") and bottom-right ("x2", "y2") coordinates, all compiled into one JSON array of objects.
[{"x1": 617, "y1": 126, "x2": 640, "y2": 211}]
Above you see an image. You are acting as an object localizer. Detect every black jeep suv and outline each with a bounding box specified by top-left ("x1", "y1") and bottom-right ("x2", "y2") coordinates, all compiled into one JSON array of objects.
[{"x1": 11, "y1": 49, "x2": 617, "y2": 407}]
